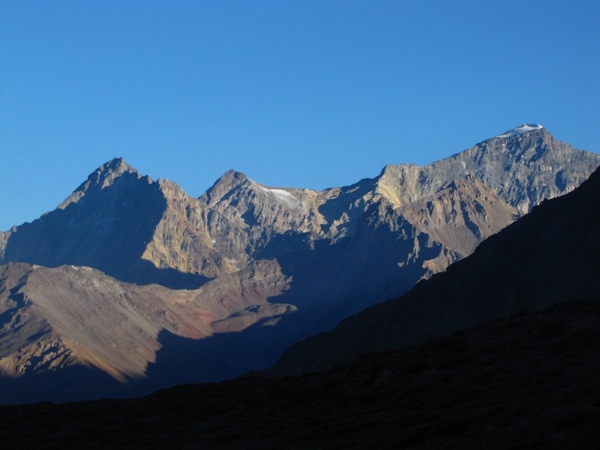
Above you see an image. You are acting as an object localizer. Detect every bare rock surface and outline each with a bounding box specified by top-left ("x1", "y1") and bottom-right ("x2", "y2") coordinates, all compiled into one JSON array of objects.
[
  {"x1": 269, "y1": 163, "x2": 600, "y2": 377},
  {"x1": 0, "y1": 260, "x2": 293, "y2": 403},
  {"x1": 378, "y1": 124, "x2": 596, "y2": 214},
  {"x1": 2, "y1": 125, "x2": 596, "y2": 285}
]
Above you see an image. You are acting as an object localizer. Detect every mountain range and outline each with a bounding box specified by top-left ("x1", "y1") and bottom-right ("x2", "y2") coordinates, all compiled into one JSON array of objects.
[
  {"x1": 269, "y1": 146, "x2": 600, "y2": 377},
  {"x1": 1, "y1": 126, "x2": 600, "y2": 448},
  {"x1": 1, "y1": 123, "x2": 599, "y2": 404}
]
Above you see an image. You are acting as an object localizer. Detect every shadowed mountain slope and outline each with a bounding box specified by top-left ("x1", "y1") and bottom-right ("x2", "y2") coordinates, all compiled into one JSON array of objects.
[
  {"x1": 269, "y1": 164, "x2": 600, "y2": 377},
  {"x1": 1, "y1": 299, "x2": 599, "y2": 448},
  {"x1": 0, "y1": 260, "x2": 293, "y2": 404}
]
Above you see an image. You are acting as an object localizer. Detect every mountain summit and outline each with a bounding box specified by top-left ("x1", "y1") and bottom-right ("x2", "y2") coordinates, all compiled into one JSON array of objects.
[
  {"x1": 497, "y1": 123, "x2": 543, "y2": 138},
  {"x1": 58, "y1": 157, "x2": 142, "y2": 209},
  {"x1": 0, "y1": 125, "x2": 598, "y2": 403}
]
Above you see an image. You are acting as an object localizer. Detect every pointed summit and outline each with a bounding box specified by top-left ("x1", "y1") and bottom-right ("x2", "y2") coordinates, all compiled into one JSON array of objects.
[
  {"x1": 88, "y1": 157, "x2": 140, "y2": 190},
  {"x1": 1, "y1": 126, "x2": 599, "y2": 404},
  {"x1": 201, "y1": 169, "x2": 250, "y2": 206},
  {"x1": 100, "y1": 156, "x2": 135, "y2": 172},
  {"x1": 58, "y1": 158, "x2": 147, "y2": 210}
]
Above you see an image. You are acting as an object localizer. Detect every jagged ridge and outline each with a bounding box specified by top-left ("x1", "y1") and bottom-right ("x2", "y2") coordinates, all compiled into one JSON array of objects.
[{"x1": 269, "y1": 164, "x2": 600, "y2": 376}]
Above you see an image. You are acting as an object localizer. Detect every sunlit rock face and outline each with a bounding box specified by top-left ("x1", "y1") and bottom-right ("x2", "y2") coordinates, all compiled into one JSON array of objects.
[{"x1": 269, "y1": 164, "x2": 600, "y2": 378}]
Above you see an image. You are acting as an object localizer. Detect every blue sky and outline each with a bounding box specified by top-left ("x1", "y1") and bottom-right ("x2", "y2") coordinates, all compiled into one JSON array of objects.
[{"x1": 1, "y1": 0, "x2": 599, "y2": 231}]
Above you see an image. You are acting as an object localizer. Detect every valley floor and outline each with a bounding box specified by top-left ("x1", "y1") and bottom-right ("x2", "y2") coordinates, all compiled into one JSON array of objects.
[{"x1": 1, "y1": 299, "x2": 600, "y2": 449}]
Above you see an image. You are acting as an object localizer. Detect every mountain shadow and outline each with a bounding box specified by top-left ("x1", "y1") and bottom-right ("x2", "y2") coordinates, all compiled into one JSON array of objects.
[
  {"x1": 2, "y1": 299, "x2": 600, "y2": 448},
  {"x1": 1, "y1": 170, "x2": 207, "y2": 289},
  {"x1": 271, "y1": 201, "x2": 456, "y2": 328},
  {"x1": 129, "y1": 204, "x2": 461, "y2": 392},
  {"x1": 135, "y1": 313, "x2": 313, "y2": 394},
  {"x1": 268, "y1": 166, "x2": 600, "y2": 376},
  {"x1": 0, "y1": 363, "x2": 136, "y2": 405}
]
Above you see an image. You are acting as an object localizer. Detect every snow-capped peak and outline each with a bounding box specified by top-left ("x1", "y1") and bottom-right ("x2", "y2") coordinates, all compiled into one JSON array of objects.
[{"x1": 497, "y1": 123, "x2": 544, "y2": 138}]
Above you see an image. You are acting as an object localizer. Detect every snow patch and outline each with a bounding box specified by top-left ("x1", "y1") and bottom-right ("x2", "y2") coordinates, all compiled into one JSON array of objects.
[
  {"x1": 255, "y1": 184, "x2": 300, "y2": 209},
  {"x1": 497, "y1": 123, "x2": 543, "y2": 138}
]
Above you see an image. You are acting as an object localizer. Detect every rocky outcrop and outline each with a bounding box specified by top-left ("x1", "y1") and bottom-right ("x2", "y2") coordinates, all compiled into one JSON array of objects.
[
  {"x1": 377, "y1": 125, "x2": 597, "y2": 214},
  {"x1": 0, "y1": 259, "x2": 293, "y2": 403},
  {"x1": 268, "y1": 164, "x2": 600, "y2": 377},
  {"x1": 0, "y1": 160, "x2": 170, "y2": 285},
  {"x1": 140, "y1": 179, "x2": 226, "y2": 278}
]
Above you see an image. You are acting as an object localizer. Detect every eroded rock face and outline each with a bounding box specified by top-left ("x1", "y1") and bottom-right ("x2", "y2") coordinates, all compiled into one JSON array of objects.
[
  {"x1": 378, "y1": 126, "x2": 596, "y2": 214},
  {"x1": 0, "y1": 159, "x2": 168, "y2": 285},
  {"x1": 0, "y1": 125, "x2": 598, "y2": 403},
  {"x1": 268, "y1": 164, "x2": 600, "y2": 377},
  {"x1": 2, "y1": 127, "x2": 596, "y2": 286},
  {"x1": 0, "y1": 260, "x2": 293, "y2": 403}
]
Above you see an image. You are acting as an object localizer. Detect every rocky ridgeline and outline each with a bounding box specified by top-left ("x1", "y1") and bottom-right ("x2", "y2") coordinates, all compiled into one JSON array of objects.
[{"x1": 269, "y1": 159, "x2": 600, "y2": 377}]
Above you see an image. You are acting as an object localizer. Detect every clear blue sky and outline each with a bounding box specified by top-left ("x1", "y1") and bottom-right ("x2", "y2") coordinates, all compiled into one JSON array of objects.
[{"x1": 1, "y1": 0, "x2": 599, "y2": 231}]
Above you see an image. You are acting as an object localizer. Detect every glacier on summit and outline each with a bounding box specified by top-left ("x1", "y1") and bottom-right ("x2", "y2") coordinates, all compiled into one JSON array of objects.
[{"x1": 497, "y1": 123, "x2": 544, "y2": 138}]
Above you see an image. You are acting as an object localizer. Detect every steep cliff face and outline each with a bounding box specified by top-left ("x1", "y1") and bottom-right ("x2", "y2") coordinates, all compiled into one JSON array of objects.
[
  {"x1": 269, "y1": 164, "x2": 600, "y2": 377},
  {"x1": 398, "y1": 175, "x2": 520, "y2": 257},
  {"x1": 378, "y1": 125, "x2": 597, "y2": 214},
  {"x1": 198, "y1": 170, "x2": 324, "y2": 267},
  {"x1": 0, "y1": 159, "x2": 170, "y2": 285},
  {"x1": 2, "y1": 126, "x2": 596, "y2": 287},
  {"x1": 139, "y1": 179, "x2": 226, "y2": 279},
  {"x1": 275, "y1": 177, "x2": 519, "y2": 329}
]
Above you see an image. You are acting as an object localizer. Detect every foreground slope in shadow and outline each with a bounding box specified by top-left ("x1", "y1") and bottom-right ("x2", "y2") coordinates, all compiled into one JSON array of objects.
[
  {"x1": 269, "y1": 165, "x2": 600, "y2": 376},
  {"x1": 1, "y1": 300, "x2": 599, "y2": 448}
]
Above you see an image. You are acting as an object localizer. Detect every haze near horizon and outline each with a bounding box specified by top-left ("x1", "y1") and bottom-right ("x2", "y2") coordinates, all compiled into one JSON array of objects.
[{"x1": 1, "y1": 0, "x2": 598, "y2": 231}]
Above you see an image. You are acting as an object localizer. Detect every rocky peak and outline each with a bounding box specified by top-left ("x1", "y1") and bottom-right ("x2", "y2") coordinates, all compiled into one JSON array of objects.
[
  {"x1": 58, "y1": 158, "x2": 147, "y2": 210},
  {"x1": 200, "y1": 169, "x2": 250, "y2": 207},
  {"x1": 156, "y1": 177, "x2": 192, "y2": 203},
  {"x1": 87, "y1": 157, "x2": 140, "y2": 189},
  {"x1": 425, "y1": 126, "x2": 600, "y2": 213},
  {"x1": 1, "y1": 125, "x2": 599, "y2": 404}
]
